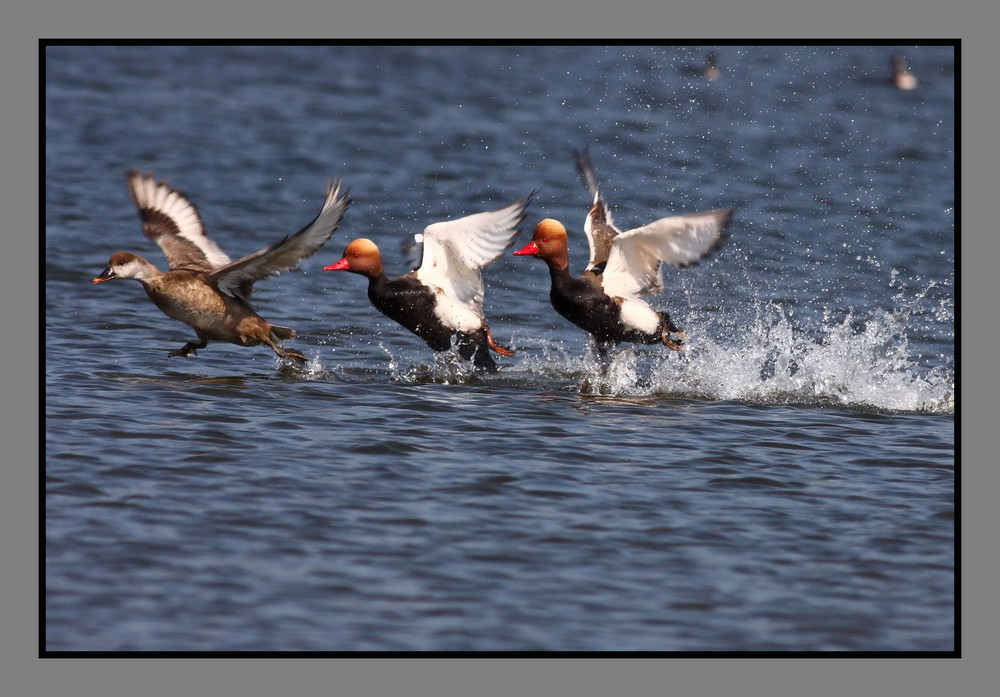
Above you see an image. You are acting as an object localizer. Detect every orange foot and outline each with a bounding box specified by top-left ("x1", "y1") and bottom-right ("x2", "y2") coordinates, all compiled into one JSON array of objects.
[
  {"x1": 484, "y1": 325, "x2": 515, "y2": 356},
  {"x1": 662, "y1": 328, "x2": 687, "y2": 351}
]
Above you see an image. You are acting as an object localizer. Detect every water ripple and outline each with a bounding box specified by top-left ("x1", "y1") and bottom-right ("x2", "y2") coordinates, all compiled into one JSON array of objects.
[{"x1": 45, "y1": 44, "x2": 955, "y2": 652}]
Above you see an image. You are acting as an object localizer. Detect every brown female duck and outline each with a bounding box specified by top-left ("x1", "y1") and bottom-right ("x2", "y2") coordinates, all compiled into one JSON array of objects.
[{"x1": 92, "y1": 171, "x2": 351, "y2": 362}]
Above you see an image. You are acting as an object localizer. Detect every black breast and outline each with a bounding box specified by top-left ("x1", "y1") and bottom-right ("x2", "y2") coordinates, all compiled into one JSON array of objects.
[
  {"x1": 550, "y1": 270, "x2": 623, "y2": 341},
  {"x1": 368, "y1": 273, "x2": 456, "y2": 351}
]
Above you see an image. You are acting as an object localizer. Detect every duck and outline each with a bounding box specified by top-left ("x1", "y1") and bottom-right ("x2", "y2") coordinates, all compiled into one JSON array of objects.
[
  {"x1": 513, "y1": 149, "x2": 732, "y2": 357},
  {"x1": 891, "y1": 55, "x2": 918, "y2": 90},
  {"x1": 703, "y1": 51, "x2": 722, "y2": 82},
  {"x1": 92, "y1": 170, "x2": 351, "y2": 362},
  {"x1": 679, "y1": 51, "x2": 721, "y2": 82},
  {"x1": 324, "y1": 192, "x2": 534, "y2": 371}
]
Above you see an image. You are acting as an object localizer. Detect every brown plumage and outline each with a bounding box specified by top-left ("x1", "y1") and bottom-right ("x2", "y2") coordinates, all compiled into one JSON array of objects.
[{"x1": 92, "y1": 171, "x2": 352, "y2": 362}]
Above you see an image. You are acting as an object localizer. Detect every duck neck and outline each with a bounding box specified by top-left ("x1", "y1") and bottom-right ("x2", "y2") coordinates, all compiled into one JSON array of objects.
[
  {"x1": 366, "y1": 270, "x2": 391, "y2": 293},
  {"x1": 135, "y1": 263, "x2": 167, "y2": 287},
  {"x1": 545, "y1": 252, "x2": 571, "y2": 276}
]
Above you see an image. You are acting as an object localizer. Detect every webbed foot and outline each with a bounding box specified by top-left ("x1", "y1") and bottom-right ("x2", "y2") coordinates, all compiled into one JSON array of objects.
[
  {"x1": 279, "y1": 347, "x2": 308, "y2": 363},
  {"x1": 663, "y1": 332, "x2": 686, "y2": 351},
  {"x1": 484, "y1": 325, "x2": 515, "y2": 357},
  {"x1": 270, "y1": 341, "x2": 307, "y2": 363},
  {"x1": 659, "y1": 318, "x2": 686, "y2": 351},
  {"x1": 169, "y1": 340, "x2": 207, "y2": 357},
  {"x1": 664, "y1": 333, "x2": 686, "y2": 351}
]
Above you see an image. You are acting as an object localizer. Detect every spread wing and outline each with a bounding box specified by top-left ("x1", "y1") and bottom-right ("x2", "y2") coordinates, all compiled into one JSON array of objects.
[
  {"x1": 127, "y1": 170, "x2": 231, "y2": 273},
  {"x1": 582, "y1": 191, "x2": 619, "y2": 273},
  {"x1": 602, "y1": 208, "x2": 733, "y2": 298},
  {"x1": 573, "y1": 148, "x2": 619, "y2": 272},
  {"x1": 208, "y1": 179, "x2": 352, "y2": 301},
  {"x1": 415, "y1": 192, "x2": 533, "y2": 317}
]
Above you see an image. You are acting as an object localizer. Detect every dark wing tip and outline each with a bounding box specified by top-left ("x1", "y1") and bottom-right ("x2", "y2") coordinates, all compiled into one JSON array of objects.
[
  {"x1": 698, "y1": 207, "x2": 736, "y2": 233},
  {"x1": 572, "y1": 146, "x2": 601, "y2": 195},
  {"x1": 716, "y1": 208, "x2": 735, "y2": 238},
  {"x1": 326, "y1": 177, "x2": 354, "y2": 203},
  {"x1": 671, "y1": 208, "x2": 736, "y2": 269},
  {"x1": 513, "y1": 188, "x2": 537, "y2": 228}
]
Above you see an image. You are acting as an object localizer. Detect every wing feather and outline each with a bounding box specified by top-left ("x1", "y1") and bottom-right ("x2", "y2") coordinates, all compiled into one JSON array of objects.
[
  {"x1": 415, "y1": 192, "x2": 534, "y2": 318},
  {"x1": 208, "y1": 179, "x2": 352, "y2": 300},
  {"x1": 127, "y1": 170, "x2": 231, "y2": 272},
  {"x1": 573, "y1": 148, "x2": 619, "y2": 271},
  {"x1": 602, "y1": 208, "x2": 733, "y2": 298}
]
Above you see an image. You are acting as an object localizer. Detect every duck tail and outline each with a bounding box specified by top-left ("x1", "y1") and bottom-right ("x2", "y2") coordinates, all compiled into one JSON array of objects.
[{"x1": 270, "y1": 325, "x2": 296, "y2": 343}]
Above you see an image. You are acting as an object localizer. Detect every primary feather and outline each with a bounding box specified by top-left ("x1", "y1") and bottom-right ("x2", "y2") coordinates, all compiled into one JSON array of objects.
[{"x1": 415, "y1": 192, "x2": 533, "y2": 317}]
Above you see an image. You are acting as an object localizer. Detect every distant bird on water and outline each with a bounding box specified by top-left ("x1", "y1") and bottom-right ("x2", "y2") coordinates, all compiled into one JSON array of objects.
[{"x1": 891, "y1": 55, "x2": 918, "y2": 90}]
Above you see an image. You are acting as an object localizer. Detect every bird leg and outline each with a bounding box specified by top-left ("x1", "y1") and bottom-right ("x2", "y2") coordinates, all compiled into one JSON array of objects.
[
  {"x1": 278, "y1": 347, "x2": 308, "y2": 363},
  {"x1": 661, "y1": 329, "x2": 687, "y2": 351},
  {"x1": 658, "y1": 313, "x2": 686, "y2": 351},
  {"x1": 262, "y1": 336, "x2": 307, "y2": 363},
  {"x1": 169, "y1": 340, "x2": 208, "y2": 357},
  {"x1": 483, "y1": 325, "x2": 515, "y2": 356}
]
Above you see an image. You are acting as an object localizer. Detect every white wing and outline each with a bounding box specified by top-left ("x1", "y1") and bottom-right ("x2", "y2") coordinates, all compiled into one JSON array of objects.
[
  {"x1": 602, "y1": 208, "x2": 733, "y2": 298},
  {"x1": 128, "y1": 170, "x2": 232, "y2": 272},
  {"x1": 573, "y1": 148, "x2": 619, "y2": 271},
  {"x1": 582, "y1": 191, "x2": 620, "y2": 272},
  {"x1": 415, "y1": 193, "x2": 533, "y2": 317}
]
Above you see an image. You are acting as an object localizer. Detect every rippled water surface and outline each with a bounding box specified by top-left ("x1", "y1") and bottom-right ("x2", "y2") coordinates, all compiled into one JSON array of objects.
[{"x1": 45, "y1": 44, "x2": 955, "y2": 652}]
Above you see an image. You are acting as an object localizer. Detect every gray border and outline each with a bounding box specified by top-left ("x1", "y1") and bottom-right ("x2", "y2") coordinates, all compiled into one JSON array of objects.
[{"x1": 18, "y1": 4, "x2": 979, "y2": 697}]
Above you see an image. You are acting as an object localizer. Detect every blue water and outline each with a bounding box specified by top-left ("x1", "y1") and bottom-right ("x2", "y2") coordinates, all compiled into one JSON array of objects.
[{"x1": 44, "y1": 44, "x2": 955, "y2": 652}]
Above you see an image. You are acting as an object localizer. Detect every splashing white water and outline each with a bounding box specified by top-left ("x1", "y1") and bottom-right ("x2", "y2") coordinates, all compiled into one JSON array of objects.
[
  {"x1": 288, "y1": 284, "x2": 953, "y2": 415},
  {"x1": 568, "y1": 300, "x2": 953, "y2": 413}
]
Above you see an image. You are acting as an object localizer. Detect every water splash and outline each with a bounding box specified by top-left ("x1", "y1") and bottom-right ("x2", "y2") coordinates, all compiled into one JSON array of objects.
[
  {"x1": 377, "y1": 341, "x2": 480, "y2": 384},
  {"x1": 500, "y1": 267, "x2": 954, "y2": 414},
  {"x1": 562, "y1": 297, "x2": 953, "y2": 413},
  {"x1": 674, "y1": 302, "x2": 951, "y2": 412},
  {"x1": 289, "y1": 280, "x2": 954, "y2": 415}
]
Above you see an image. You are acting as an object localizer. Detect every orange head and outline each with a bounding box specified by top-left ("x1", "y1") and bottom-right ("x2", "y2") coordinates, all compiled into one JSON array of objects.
[
  {"x1": 324, "y1": 238, "x2": 384, "y2": 278},
  {"x1": 513, "y1": 218, "x2": 570, "y2": 270}
]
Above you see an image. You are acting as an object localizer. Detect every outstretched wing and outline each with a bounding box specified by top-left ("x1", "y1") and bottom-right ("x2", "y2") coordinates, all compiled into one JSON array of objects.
[
  {"x1": 602, "y1": 208, "x2": 733, "y2": 298},
  {"x1": 415, "y1": 192, "x2": 533, "y2": 318},
  {"x1": 208, "y1": 179, "x2": 352, "y2": 301},
  {"x1": 127, "y1": 170, "x2": 231, "y2": 273},
  {"x1": 573, "y1": 148, "x2": 619, "y2": 272}
]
